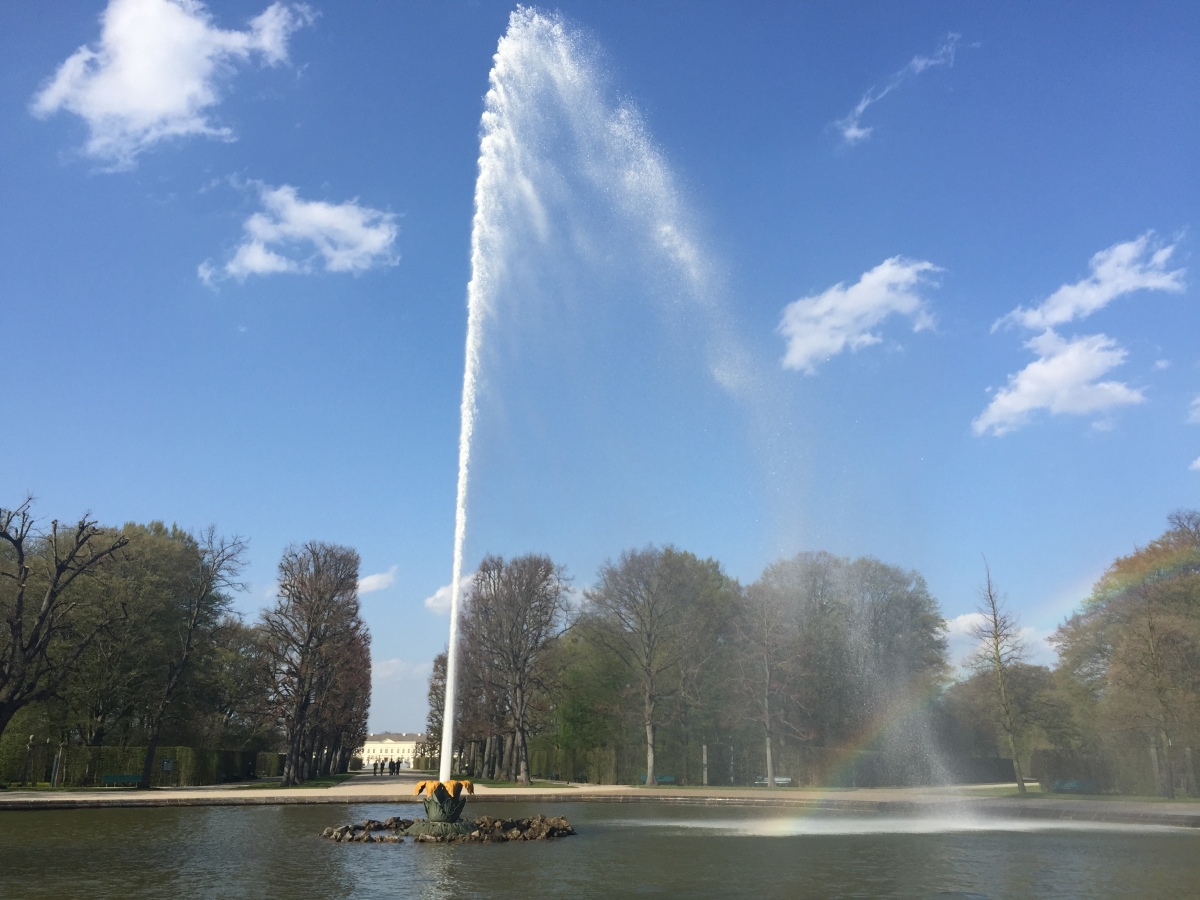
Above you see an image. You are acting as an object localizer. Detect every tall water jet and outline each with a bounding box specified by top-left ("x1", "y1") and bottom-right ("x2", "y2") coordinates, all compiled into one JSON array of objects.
[{"x1": 438, "y1": 8, "x2": 779, "y2": 781}]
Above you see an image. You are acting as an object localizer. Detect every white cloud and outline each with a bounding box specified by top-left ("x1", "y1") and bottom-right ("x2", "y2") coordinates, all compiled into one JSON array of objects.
[
  {"x1": 977, "y1": 234, "x2": 1186, "y2": 437},
  {"x1": 423, "y1": 575, "x2": 474, "y2": 615},
  {"x1": 945, "y1": 613, "x2": 1056, "y2": 670},
  {"x1": 835, "y1": 34, "x2": 960, "y2": 146},
  {"x1": 996, "y1": 233, "x2": 1185, "y2": 331},
  {"x1": 201, "y1": 183, "x2": 398, "y2": 282},
  {"x1": 777, "y1": 257, "x2": 939, "y2": 374},
  {"x1": 973, "y1": 330, "x2": 1143, "y2": 436},
  {"x1": 358, "y1": 565, "x2": 397, "y2": 595},
  {"x1": 946, "y1": 612, "x2": 988, "y2": 669},
  {"x1": 1191, "y1": 456, "x2": 1200, "y2": 472},
  {"x1": 373, "y1": 658, "x2": 432, "y2": 683},
  {"x1": 31, "y1": 0, "x2": 312, "y2": 169}
]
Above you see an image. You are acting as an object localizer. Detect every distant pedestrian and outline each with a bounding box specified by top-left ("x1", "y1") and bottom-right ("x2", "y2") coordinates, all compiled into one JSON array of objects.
[{"x1": 373, "y1": 761, "x2": 379, "y2": 776}]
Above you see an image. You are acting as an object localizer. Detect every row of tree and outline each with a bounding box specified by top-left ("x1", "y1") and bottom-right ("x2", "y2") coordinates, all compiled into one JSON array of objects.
[
  {"x1": 431, "y1": 545, "x2": 948, "y2": 787},
  {"x1": 430, "y1": 509, "x2": 1200, "y2": 796},
  {"x1": 0, "y1": 498, "x2": 369, "y2": 787}
]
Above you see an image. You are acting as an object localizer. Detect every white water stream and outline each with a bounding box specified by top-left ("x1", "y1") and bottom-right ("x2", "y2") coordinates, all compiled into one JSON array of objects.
[{"x1": 438, "y1": 8, "x2": 771, "y2": 779}]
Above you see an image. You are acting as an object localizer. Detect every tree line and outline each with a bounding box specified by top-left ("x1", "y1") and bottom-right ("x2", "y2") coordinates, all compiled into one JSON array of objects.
[
  {"x1": 0, "y1": 499, "x2": 369, "y2": 787},
  {"x1": 432, "y1": 509, "x2": 1200, "y2": 796},
  {"x1": 432, "y1": 545, "x2": 948, "y2": 787}
]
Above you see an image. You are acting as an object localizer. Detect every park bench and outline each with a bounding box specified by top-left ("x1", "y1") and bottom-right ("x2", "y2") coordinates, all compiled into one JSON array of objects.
[
  {"x1": 638, "y1": 774, "x2": 676, "y2": 784},
  {"x1": 1051, "y1": 778, "x2": 1099, "y2": 794},
  {"x1": 101, "y1": 774, "x2": 141, "y2": 788},
  {"x1": 753, "y1": 775, "x2": 792, "y2": 786}
]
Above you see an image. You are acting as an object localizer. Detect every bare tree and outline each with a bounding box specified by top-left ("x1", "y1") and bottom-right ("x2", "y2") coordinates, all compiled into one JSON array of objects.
[
  {"x1": 734, "y1": 579, "x2": 797, "y2": 789},
  {"x1": 583, "y1": 546, "x2": 693, "y2": 787},
  {"x1": 969, "y1": 562, "x2": 1030, "y2": 794},
  {"x1": 1108, "y1": 582, "x2": 1197, "y2": 798},
  {"x1": 1167, "y1": 509, "x2": 1200, "y2": 548},
  {"x1": 464, "y1": 554, "x2": 568, "y2": 785},
  {"x1": 425, "y1": 651, "x2": 447, "y2": 766},
  {"x1": 139, "y1": 526, "x2": 247, "y2": 788},
  {"x1": 0, "y1": 499, "x2": 128, "y2": 742},
  {"x1": 307, "y1": 627, "x2": 371, "y2": 776},
  {"x1": 261, "y1": 542, "x2": 364, "y2": 786}
]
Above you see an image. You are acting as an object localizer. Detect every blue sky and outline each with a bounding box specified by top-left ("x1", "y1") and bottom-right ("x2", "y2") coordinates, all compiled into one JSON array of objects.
[{"x1": 3, "y1": 1, "x2": 1198, "y2": 732}]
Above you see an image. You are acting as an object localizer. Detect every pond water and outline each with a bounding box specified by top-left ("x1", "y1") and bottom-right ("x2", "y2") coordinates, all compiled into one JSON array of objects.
[{"x1": 1, "y1": 801, "x2": 1198, "y2": 899}]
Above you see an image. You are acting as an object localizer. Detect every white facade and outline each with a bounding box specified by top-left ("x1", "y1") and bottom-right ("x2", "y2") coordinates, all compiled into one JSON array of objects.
[{"x1": 357, "y1": 732, "x2": 428, "y2": 768}]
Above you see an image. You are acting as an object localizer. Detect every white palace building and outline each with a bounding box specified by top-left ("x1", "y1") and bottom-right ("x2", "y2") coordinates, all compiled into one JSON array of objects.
[{"x1": 356, "y1": 732, "x2": 428, "y2": 769}]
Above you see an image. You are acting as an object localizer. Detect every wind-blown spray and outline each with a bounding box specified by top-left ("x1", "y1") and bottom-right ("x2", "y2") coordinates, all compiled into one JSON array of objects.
[{"x1": 438, "y1": 8, "x2": 780, "y2": 780}]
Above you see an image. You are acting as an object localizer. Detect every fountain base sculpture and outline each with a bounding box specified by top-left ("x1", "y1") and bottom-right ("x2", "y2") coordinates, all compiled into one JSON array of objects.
[
  {"x1": 319, "y1": 780, "x2": 576, "y2": 844},
  {"x1": 404, "y1": 780, "x2": 475, "y2": 837}
]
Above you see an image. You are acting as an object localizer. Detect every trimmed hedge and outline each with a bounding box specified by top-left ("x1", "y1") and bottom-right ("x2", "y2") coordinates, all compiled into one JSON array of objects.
[{"x1": 1, "y1": 743, "x2": 285, "y2": 787}]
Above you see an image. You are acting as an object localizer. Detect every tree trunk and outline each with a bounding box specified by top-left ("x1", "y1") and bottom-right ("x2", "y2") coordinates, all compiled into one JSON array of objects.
[
  {"x1": 1160, "y1": 731, "x2": 1176, "y2": 799},
  {"x1": 502, "y1": 732, "x2": 515, "y2": 782},
  {"x1": 0, "y1": 706, "x2": 16, "y2": 751},
  {"x1": 516, "y1": 728, "x2": 530, "y2": 786},
  {"x1": 765, "y1": 732, "x2": 774, "y2": 789},
  {"x1": 643, "y1": 686, "x2": 657, "y2": 787},
  {"x1": 1005, "y1": 730, "x2": 1026, "y2": 795},
  {"x1": 140, "y1": 731, "x2": 161, "y2": 790},
  {"x1": 514, "y1": 687, "x2": 531, "y2": 786},
  {"x1": 1149, "y1": 744, "x2": 1162, "y2": 795},
  {"x1": 644, "y1": 720, "x2": 657, "y2": 786},
  {"x1": 701, "y1": 743, "x2": 708, "y2": 787},
  {"x1": 1185, "y1": 747, "x2": 1197, "y2": 798}
]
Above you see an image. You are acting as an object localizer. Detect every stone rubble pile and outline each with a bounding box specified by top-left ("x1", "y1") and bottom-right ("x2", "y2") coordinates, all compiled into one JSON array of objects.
[{"x1": 320, "y1": 814, "x2": 576, "y2": 844}]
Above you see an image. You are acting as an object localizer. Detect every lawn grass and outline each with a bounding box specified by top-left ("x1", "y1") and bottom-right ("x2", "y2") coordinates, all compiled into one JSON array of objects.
[
  {"x1": 450, "y1": 776, "x2": 576, "y2": 789},
  {"x1": 954, "y1": 783, "x2": 1045, "y2": 798},
  {"x1": 242, "y1": 773, "x2": 357, "y2": 790},
  {"x1": 930, "y1": 783, "x2": 1200, "y2": 803},
  {"x1": 1, "y1": 774, "x2": 361, "y2": 792}
]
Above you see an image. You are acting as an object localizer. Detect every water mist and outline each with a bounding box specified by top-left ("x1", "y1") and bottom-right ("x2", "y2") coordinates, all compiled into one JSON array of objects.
[{"x1": 438, "y1": 8, "x2": 781, "y2": 779}]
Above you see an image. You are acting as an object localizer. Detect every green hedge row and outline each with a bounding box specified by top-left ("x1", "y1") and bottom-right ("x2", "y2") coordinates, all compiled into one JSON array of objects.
[{"x1": 1, "y1": 743, "x2": 285, "y2": 786}]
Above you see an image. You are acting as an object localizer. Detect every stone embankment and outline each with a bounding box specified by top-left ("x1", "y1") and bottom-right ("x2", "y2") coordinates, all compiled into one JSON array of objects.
[{"x1": 320, "y1": 813, "x2": 576, "y2": 844}]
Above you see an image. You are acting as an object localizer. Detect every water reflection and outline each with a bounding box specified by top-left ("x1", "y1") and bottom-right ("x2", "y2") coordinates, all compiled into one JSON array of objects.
[{"x1": 0, "y1": 802, "x2": 1196, "y2": 900}]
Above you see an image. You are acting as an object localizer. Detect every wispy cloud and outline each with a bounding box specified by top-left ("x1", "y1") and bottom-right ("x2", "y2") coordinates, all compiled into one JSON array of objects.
[
  {"x1": 31, "y1": 0, "x2": 312, "y2": 169},
  {"x1": 1191, "y1": 456, "x2": 1200, "y2": 472},
  {"x1": 945, "y1": 612, "x2": 1055, "y2": 670},
  {"x1": 423, "y1": 575, "x2": 474, "y2": 615},
  {"x1": 778, "y1": 257, "x2": 939, "y2": 374},
  {"x1": 995, "y1": 234, "x2": 1185, "y2": 331},
  {"x1": 200, "y1": 183, "x2": 398, "y2": 283},
  {"x1": 835, "y1": 34, "x2": 961, "y2": 146},
  {"x1": 373, "y1": 658, "x2": 432, "y2": 683},
  {"x1": 973, "y1": 331, "x2": 1143, "y2": 437},
  {"x1": 976, "y1": 234, "x2": 1186, "y2": 436},
  {"x1": 358, "y1": 565, "x2": 397, "y2": 595}
]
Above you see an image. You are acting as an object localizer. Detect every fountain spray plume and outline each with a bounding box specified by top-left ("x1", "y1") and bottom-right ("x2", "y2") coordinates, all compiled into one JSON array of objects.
[{"x1": 439, "y1": 7, "x2": 788, "y2": 780}]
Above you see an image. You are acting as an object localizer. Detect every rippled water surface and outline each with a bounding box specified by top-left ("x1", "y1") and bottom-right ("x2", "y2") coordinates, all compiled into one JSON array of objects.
[{"x1": 2, "y1": 802, "x2": 1198, "y2": 899}]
